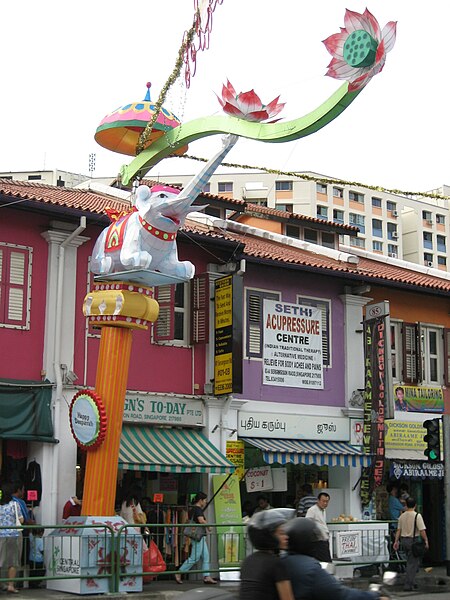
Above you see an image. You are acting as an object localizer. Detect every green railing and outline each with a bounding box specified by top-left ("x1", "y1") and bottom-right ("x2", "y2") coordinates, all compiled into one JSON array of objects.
[{"x1": 0, "y1": 520, "x2": 405, "y2": 593}]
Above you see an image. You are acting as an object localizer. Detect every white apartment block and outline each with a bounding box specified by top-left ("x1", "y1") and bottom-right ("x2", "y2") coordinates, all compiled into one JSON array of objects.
[
  {"x1": 161, "y1": 171, "x2": 450, "y2": 272},
  {"x1": 0, "y1": 169, "x2": 90, "y2": 188}
]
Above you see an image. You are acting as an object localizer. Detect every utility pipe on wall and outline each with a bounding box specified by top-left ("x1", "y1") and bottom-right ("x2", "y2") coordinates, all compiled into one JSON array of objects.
[{"x1": 50, "y1": 217, "x2": 86, "y2": 523}]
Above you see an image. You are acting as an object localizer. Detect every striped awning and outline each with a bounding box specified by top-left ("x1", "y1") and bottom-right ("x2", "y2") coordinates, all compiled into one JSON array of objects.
[
  {"x1": 242, "y1": 438, "x2": 371, "y2": 467},
  {"x1": 119, "y1": 425, "x2": 235, "y2": 474}
]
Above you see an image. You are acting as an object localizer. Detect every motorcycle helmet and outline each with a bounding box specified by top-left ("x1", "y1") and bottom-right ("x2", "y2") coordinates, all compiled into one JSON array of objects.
[
  {"x1": 285, "y1": 517, "x2": 323, "y2": 556},
  {"x1": 247, "y1": 508, "x2": 295, "y2": 551}
]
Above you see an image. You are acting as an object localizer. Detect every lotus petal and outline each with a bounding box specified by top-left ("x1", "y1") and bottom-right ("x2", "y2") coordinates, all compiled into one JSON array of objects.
[{"x1": 382, "y1": 21, "x2": 397, "y2": 53}]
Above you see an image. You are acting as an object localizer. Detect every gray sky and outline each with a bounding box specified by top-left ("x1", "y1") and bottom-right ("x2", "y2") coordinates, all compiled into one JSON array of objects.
[{"x1": 1, "y1": 1, "x2": 448, "y2": 193}]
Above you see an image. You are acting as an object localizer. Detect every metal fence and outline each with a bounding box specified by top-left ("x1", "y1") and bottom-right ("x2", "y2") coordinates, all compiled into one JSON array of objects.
[{"x1": 0, "y1": 520, "x2": 404, "y2": 592}]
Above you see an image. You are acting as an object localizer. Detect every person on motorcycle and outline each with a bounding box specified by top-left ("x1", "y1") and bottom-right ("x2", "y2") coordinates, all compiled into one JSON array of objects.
[
  {"x1": 240, "y1": 508, "x2": 295, "y2": 600},
  {"x1": 283, "y1": 518, "x2": 389, "y2": 600}
]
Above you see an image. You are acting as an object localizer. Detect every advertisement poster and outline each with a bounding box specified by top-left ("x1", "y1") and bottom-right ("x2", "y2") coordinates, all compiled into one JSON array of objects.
[
  {"x1": 263, "y1": 300, "x2": 323, "y2": 389},
  {"x1": 226, "y1": 440, "x2": 245, "y2": 481},
  {"x1": 212, "y1": 474, "x2": 245, "y2": 568},
  {"x1": 394, "y1": 385, "x2": 444, "y2": 413}
]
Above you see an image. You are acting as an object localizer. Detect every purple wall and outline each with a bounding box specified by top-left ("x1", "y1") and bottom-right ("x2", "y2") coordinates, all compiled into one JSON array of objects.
[{"x1": 236, "y1": 262, "x2": 345, "y2": 408}]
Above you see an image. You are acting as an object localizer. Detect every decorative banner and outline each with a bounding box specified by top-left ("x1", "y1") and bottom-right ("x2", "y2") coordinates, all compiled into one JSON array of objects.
[
  {"x1": 212, "y1": 474, "x2": 245, "y2": 568},
  {"x1": 226, "y1": 440, "x2": 245, "y2": 481},
  {"x1": 214, "y1": 275, "x2": 243, "y2": 396},
  {"x1": 394, "y1": 385, "x2": 444, "y2": 413},
  {"x1": 361, "y1": 314, "x2": 388, "y2": 506},
  {"x1": 390, "y1": 461, "x2": 444, "y2": 480},
  {"x1": 262, "y1": 300, "x2": 323, "y2": 389},
  {"x1": 69, "y1": 390, "x2": 107, "y2": 451}
]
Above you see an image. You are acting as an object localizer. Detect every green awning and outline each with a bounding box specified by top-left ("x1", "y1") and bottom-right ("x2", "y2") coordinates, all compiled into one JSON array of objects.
[
  {"x1": 119, "y1": 425, "x2": 235, "y2": 474},
  {"x1": 0, "y1": 379, "x2": 56, "y2": 443}
]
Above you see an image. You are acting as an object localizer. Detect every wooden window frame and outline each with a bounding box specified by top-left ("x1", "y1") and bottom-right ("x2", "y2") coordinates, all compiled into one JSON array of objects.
[{"x1": 0, "y1": 243, "x2": 31, "y2": 329}]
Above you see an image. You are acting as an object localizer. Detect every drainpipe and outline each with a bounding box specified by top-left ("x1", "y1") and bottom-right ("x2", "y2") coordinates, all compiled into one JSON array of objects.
[{"x1": 51, "y1": 217, "x2": 86, "y2": 523}]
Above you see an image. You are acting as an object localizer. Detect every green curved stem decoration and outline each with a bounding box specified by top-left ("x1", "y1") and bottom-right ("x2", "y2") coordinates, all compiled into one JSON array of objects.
[{"x1": 120, "y1": 82, "x2": 361, "y2": 186}]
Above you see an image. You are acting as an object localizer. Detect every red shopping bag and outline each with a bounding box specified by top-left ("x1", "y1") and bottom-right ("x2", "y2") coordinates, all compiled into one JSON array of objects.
[{"x1": 143, "y1": 540, "x2": 166, "y2": 583}]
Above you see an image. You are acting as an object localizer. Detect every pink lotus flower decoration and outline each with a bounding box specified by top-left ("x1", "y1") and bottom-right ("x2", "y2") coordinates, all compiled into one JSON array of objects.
[
  {"x1": 217, "y1": 80, "x2": 285, "y2": 122},
  {"x1": 323, "y1": 8, "x2": 397, "y2": 92}
]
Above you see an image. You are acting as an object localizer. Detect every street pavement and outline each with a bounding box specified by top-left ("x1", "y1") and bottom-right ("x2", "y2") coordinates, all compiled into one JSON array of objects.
[{"x1": 4, "y1": 567, "x2": 450, "y2": 599}]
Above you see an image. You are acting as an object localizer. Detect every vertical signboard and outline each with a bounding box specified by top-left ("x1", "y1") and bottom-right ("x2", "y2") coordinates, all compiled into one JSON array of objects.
[
  {"x1": 214, "y1": 275, "x2": 243, "y2": 396},
  {"x1": 361, "y1": 301, "x2": 391, "y2": 507}
]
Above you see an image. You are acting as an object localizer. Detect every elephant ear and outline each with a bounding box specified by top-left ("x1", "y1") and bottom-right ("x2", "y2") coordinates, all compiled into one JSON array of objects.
[{"x1": 135, "y1": 185, "x2": 152, "y2": 214}]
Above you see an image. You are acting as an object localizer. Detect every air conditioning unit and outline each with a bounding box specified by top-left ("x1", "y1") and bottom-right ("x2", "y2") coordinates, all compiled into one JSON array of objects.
[
  {"x1": 388, "y1": 252, "x2": 398, "y2": 258},
  {"x1": 392, "y1": 210, "x2": 398, "y2": 217},
  {"x1": 427, "y1": 261, "x2": 433, "y2": 267},
  {"x1": 426, "y1": 219, "x2": 433, "y2": 225},
  {"x1": 392, "y1": 232, "x2": 399, "y2": 239}
]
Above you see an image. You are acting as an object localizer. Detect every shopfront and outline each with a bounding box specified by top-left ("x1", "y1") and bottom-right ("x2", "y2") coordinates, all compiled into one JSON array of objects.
[
  {"x1": 0, "y1": 379, "x2": 56, "y2": 512},
  {"x1": 116, "y1": 393, "x2": 234, "y2": 509},
  {"x1": 380, "y1": 417, "x2": 445, "y2": 563},
  {"x1": 237, "y1": 409, "x2": 370, "y2": 520}
]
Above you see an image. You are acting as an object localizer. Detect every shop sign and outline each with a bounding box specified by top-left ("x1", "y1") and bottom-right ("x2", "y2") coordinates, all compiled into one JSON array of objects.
[
  {"x1": 361, "y1": 311, "x2": 389, "y2": 506},
  {"x1": 245, "y1": 466, "x2": 273, "y2": 492},
  {"x1": 214, "y1": 275, "x2": 243, "y2": 396},
  {"x1": 226, "y1": 440, "x2": 245, "y2": 480},
  {"x1": 350, "y1": 419, "x2": 363, "y2": 446},
  {"x1": 390, "y1": 460, "x2": 444, "y2": 480},
  {"x1": 394, "y1": 385, "x2": 443, "y2": 413},
  {"x1": 385, "y1": 421, "x2": 427, "y2": 450},
  {"x1": 335, "y1": 531, "x2": 362, "y2": 558},
  {"x1": 123, "y1": 395, "x2": 204, "y2": 426},
  {"x1": 263, "y1": 300, "x2": 323, "y2": 389},
  {"x1": 238, "y1": 411, "x2": 349, "y2": 440}
]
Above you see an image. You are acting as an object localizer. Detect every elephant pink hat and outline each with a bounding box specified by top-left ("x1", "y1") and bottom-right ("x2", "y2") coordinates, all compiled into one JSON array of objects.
[{"x1": 150, "y1": 184, "x2": 180, "y2": 195}]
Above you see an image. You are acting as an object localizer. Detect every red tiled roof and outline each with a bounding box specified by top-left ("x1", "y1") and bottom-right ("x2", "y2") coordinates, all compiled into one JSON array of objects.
[
  {"x1": 140, "y1": 179, "x2": 247, "y2": 207},
  {"x1": 244, "y1": 203, "x2": 359, "y2": 233},
  {"x1": 0, "y1": 179, "x2": 130, "y2": 214},
  {"x1": 1, "y1": 179, "x2": 448, "y2": 294},
  {"x1": 184, "y1": 221, "x2": 450, "y2": 293}
]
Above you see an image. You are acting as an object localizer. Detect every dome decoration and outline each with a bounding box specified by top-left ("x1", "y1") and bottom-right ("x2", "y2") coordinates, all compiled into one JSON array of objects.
[{"x1": 95, "y1": 83, "x2": 188, "y2": 156}]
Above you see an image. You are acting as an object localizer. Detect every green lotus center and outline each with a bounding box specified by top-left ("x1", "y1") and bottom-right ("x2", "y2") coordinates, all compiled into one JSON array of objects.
[{"x1": 343, "y1": 30, "x2": 378, "y2": 68}]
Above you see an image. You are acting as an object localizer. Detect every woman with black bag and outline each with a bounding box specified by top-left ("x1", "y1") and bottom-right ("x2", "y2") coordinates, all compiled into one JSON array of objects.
[
  {"x1": 175, "y1": 492, "x2": 217, "y2": 585},
  {"x1": 393, "y1": 497, "x2": 429, "y2": 591}
]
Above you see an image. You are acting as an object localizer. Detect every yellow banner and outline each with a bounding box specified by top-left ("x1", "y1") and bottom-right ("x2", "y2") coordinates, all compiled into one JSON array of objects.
[
  {"x1": 226, "y1": 440, "x2": 245, "y2": 480},
  {"x1": 385, "y1": 421, "x2": 426, "y2": 450}
]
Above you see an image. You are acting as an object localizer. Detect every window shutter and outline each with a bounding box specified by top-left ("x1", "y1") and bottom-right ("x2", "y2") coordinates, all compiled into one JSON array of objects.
[
  {"x1": 444, "y1": 328, "x2": 450, "y2": 387},
  {"x1": 246, "y1": 291, "x2": 279, "y2": 358},
  {"x1": 402, "y1": 323, "x2": 420, "y2": 384},
  {"x1": 154, "y1": 285, "x2": 175, "y2": 341},
  {"x1": 5, "y1": 249, "x2": 27, "y2": 324},
  {"x1": 191, "y1": 273, "x2": 209, "y2": 344}
]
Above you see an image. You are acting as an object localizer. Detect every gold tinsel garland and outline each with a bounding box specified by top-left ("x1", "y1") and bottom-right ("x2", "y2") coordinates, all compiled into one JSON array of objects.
[
  {"x1": 136, "y1": 20, "x2": 197, "y2": 155},
  {"x1": 178, "y1": 154, "x2": 450, "y2": 201}
]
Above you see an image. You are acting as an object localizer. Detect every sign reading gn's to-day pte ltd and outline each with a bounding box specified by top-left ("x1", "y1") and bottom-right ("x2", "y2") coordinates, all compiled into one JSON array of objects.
[
  {"x1": 263, "y1": 300, "x2": 323, "y2": 389},
  {"x1": 123, "y1": 395, "x2": 204, "y2": 427}
]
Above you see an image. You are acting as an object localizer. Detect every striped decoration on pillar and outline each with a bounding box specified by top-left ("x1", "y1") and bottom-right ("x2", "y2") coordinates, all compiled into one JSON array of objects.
[{"x1": 82, "y1": 326, "x2": 133, "y2": 516}]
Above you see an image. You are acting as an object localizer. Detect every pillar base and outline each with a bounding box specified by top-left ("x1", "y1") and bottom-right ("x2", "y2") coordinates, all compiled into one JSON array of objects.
[{"x1": 45, "y1": 516, "x2": 142, "y2": 594}]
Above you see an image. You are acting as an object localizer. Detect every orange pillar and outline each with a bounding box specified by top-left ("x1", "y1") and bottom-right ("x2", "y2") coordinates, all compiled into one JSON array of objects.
[{"x1": 82, "y1": 326, "x2": 133, "y2": 516}]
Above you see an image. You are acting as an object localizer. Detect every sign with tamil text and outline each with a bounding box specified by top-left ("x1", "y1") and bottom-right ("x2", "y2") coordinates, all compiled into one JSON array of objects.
[
  {"x1": 263, "y1": 300, "x2": 323, "y2": 389},
  {"x1": 238, "y1": 411, "x2": 349, "y2": 440}
]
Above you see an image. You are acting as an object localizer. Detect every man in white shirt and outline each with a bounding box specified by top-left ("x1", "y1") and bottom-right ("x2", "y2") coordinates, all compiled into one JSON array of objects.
[{"x1": 305, "y1": 492, "x2": 332, "y2": 562}]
